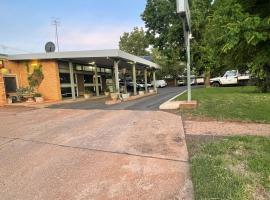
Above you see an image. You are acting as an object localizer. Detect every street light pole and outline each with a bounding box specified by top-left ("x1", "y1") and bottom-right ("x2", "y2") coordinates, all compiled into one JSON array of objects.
[
  {"x1": 177, "y1": 0, "x2": 192, "y2": 102},
  {"x1": 186, "y1": 31, "x2": 191, "y2": 101}
]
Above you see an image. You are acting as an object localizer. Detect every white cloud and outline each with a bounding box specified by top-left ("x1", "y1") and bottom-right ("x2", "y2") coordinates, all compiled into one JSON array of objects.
[{"x1": 58, "y1": 24, "x2": 143, "y2": 51}]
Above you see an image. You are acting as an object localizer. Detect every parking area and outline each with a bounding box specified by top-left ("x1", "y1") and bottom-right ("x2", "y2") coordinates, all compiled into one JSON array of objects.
[
  {"x1": 49, "y1": 87, "x2": 187, "y2": 111},
  {"x1": 0, "y1": 87, "x2": 192, "y2": 199}
]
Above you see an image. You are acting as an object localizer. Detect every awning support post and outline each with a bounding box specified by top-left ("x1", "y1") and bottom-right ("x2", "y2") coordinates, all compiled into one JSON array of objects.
[
  {"x1": 114, "y1": 60, "x2": 120, "y2": 94},
  {"x1": 94, "y1": 65, "x2": 99, "y2": 96},
  {"x1": 144, "y1": 68, "x2": 148, "y2": 93},
  {"x1": 69, "y1": 61, "x2": 76, "y2": 100},
  {"x1": 153, "y1": 70, "x2": 157, "y2": 92},
  {"x1": 132, "y1": 63, "x2": 137, "y2": 95}
]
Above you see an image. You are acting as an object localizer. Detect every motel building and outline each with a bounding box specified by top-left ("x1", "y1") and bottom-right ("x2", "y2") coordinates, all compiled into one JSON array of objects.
[{"x1": 0, "y1": 50, "x2": 159, "y2": 106}]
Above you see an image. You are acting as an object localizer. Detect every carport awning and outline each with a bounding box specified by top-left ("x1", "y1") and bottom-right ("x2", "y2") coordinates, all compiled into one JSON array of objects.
[{"x1": 8, "y1": 49, "x2": 159, "y2": 70}]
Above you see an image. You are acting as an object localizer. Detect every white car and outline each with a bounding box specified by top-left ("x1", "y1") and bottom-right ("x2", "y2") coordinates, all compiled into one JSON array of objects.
[
  {"x1": 210, "y1": 70, "x2": 250, "y2": 87},
  {"x1": 152, "y1": 80, "x2": 167, "y2": 88}
]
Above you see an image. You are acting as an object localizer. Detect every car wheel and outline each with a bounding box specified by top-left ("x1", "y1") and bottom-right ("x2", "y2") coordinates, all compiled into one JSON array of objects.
[{"x1": 211, "y1": 82, "x2": 220, "y2": 87}]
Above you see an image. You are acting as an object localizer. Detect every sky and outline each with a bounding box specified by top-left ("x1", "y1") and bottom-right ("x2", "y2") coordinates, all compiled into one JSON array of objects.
[{"x1": 0, "y1": 0, "x2": 147, "y2": 54}]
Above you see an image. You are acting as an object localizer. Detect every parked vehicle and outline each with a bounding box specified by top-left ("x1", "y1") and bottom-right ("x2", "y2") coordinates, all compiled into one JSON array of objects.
[
  {"x1": 210, "y1": 70, "x2": 250, "y2": 87},
  {"x1": 119, "y1": 80, "x2": 140, "y2": 92},
  {"x1": 137, "y1": 80, "x2": 152, "y2": 89},
  {"x1": 177, "y1": 76, "x2": 204, "y2": 86},
  {"x1": 152, "y1": 80, "x2": 167, "y2": 88}
]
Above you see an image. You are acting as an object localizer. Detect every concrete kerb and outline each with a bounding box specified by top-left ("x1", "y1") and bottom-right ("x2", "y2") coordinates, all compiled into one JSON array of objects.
[{"x1": 159, "y1": 90, "x2": 187, "y2": 110}]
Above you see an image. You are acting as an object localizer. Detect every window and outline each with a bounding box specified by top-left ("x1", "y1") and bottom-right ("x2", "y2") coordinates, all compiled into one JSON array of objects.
[
  {"x1": 60, "y1": 73, "x2": 71, "y2": 84},
  {"x1": 85, "y1": 66, "x2": 94, "y2": 72},
  {"x1": 105, "y1": 68, "x2": 112, "y2": 74},
  {"x1": 84, "y1": 74, "x2": 93, "y2": 84},
  {"x1": 4, "y1": 77, "x2": 17, "y2": 93},
  {"x1": 61, "y1": 87, "x2": 78, "y2": 97},
  {"x1": 224, "y1": 70, "x2": 237, "y2": 77},
  {"x1": 76, "y1": 65, "x2": 83, "y2": 71}
]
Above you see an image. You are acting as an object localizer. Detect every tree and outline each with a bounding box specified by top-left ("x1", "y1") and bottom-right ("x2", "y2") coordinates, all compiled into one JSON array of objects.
[
  {"x1": 151, "y1": 48, "x2": 185, "y2": 85},
  {"x1": 142, "y1": 0, "x2": 186, "y2": 84},
  {"x1": 119, "y1": 27, "x2": 150, "y2": 56},
  {"x1": 189, "y1": 0, "x2": 214, "y2": 86},
  {"x1": 142, "y1": 0, "x2": 186, "y2": 59},
  {"x1": 204, "y1": 0, "x2": 270, "y2": 92}
]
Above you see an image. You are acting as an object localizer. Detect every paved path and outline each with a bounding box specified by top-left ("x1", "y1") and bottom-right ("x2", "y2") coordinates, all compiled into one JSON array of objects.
[
  {"x1": 0, "y1": 87, "x2": 192, "y2": 200},
  {"x1": 184, "y1": 120, "x2": 270, "y2": 137}
]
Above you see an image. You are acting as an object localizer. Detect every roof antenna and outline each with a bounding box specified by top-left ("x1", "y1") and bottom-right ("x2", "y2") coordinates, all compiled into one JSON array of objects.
[{"x1": 51, "y1": 18, "x2": 61, "y2": 52}]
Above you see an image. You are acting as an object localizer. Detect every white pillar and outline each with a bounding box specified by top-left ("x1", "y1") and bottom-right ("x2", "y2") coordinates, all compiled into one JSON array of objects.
[
  {"x1": 94, "y1": 65, "x2": 99, "y2": 96},
  {"x1": 153, "y1": 70, "x2": 157, "y2": 92},
  {"x1": 144, "y1": 68, "x2": 148, "y2": 93},
  {"x1": 132, "y1": 63, "x2": 137, "y2": 95},
  {"x1": 69, "y1": 61, "x2": 76, "y2": 100},
  {"x1": 114, "y1": 60, "x2": 120, "y2": 93}
]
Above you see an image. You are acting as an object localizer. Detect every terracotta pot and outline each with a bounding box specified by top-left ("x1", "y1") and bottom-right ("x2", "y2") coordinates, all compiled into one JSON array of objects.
[
  {"x1": 138, "y1": 91, "x2": 145, "y2": 95},
  {"x1": 121, "y1": 93, "x2": 130, "y2": 100},
  {"x1": 110, "y1": 93, "x2": 118, "y2": 100},
  {"x1": 7, "y1": 98, "x2": 13, "y2": 104},
  {"x1": 26, "y1": 97, "x2": 34, "y2": 103},
  {"x1": 35, "y1": 97, "x2": 44, "y2": 103},
  {"x1": 104, "y1": 92, "x2": 110, "y2": 97},
  {"x1": 84, "y1": 94, "x2": 91, "y2": 99}
]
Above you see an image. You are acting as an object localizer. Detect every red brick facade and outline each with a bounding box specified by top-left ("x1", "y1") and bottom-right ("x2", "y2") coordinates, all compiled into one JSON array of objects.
[{"x1": 0, "y1": 60, "x2": 62, "y2": 106}]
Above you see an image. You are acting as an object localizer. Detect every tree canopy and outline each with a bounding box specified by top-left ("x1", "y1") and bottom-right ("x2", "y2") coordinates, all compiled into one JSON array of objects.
[
  {"x1": 207, "y1": 0, "x2": 270, "y2": 92},
  {"x1": 142, "y1": 0, "x2": 270, "y2": 91},
  {"x1": 119, "y1": 27, "x2": 150, "y2": 56},
  {"x1": 142, "y1": 0, "x2": 186, "y2": 82}
]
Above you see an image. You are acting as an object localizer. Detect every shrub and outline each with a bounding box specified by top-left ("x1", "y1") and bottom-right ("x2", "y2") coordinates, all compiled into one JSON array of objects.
[
  {"x1": 33, "y1": 93, "x2": 42, "y2": 98},
  {"x1": 16, "y1": 87, "x2": 34, "y2": 99}
]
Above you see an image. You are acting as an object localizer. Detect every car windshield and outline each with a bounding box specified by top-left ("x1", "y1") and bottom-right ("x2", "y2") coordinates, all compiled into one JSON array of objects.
[{"x1": 223, "y1": 70, "x2": 237, "y2": 77}]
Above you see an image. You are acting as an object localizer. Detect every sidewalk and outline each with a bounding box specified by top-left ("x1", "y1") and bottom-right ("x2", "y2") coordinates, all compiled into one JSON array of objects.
[{"x1": 184, "y1": 120, "x2": 270, "y2": 137}]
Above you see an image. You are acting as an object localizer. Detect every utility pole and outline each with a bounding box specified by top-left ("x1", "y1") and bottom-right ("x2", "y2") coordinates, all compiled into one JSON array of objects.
[
  {"x1": 51, "y1": 18, "x2": 60, "y2": 52},
  {"x1": 177, "y1": 0, "x2": 192, "y2": 102}
]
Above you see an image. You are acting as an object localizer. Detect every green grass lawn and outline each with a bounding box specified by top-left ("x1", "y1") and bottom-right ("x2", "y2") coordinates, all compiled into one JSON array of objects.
[
  {"x1": 176, "y1": 86, "x2": 270, "y2": 123},
  {"x1": 187, "y1": 136, "x2": 270, "y2": 200}
]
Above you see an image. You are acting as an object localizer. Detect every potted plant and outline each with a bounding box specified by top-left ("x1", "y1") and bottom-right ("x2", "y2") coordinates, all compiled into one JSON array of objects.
[
  {"x1": 16, "y1": 87, "x2": 34, "y2": 102},
  {"x1": 84, "y1": 90, "x2": 93, "y2": 99},
  {"x1": 34, "y1": 92, "x2": 44, "y2": 103},
  {"x1": 6, "y1": 94, "x2": 13, "y2": 104},
  {"x1": 138, "y1": 87, "x2": 145, "y2": 95},
  {"x1": 121, "y1": 92, "x2": 130, "y2": 100},
  {"x1": 149, "y1": 88, "x2": 154, "y2": 93},
  {"x1": 104, "y1": 87, "x2": 110, "y2": 96},
  {"x1": 110, "y1": 92, "x2": 118, "y2": 100}
]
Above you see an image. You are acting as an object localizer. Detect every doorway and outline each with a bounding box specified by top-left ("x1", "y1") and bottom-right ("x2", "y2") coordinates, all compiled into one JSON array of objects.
[{"x1": 4, "y1": 75, "x2": 17, "y2": 94}]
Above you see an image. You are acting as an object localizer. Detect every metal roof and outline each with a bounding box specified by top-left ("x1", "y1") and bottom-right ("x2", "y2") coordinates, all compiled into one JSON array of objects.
[{"x1": 8, "y1": 49, "x2": 159, "y2": 69}]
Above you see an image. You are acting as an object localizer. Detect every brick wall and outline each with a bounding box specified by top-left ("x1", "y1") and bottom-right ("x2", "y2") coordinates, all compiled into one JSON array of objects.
[
  {"x1": 38, "y1": 61, "x2": 62, "y2": 101},
  {"x1": 6, "y1": 60, "x2": 62, "y2": 101}
]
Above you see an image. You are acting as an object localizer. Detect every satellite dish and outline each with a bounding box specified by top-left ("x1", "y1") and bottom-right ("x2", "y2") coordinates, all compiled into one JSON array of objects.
[{"x1": 45, "y1": 42, "x2": 56, "y2": 53}]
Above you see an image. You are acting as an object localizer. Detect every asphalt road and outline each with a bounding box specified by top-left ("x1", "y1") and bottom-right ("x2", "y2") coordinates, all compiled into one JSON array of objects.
[{"x1": 49, "y1": 86, "x2": 187, "y2": 111}]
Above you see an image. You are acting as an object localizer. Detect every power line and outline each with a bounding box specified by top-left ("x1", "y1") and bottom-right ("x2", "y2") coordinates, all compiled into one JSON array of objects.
[
  {"x1": 0, "y1": 44, "x2": 32, "y2": 54},
  {"x1": 51, "y1": 18, "x2": 61, "y2": 52}
]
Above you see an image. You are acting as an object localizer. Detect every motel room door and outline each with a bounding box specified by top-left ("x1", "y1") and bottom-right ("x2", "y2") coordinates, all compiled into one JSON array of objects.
[
  {"x1": 76, "y1": 74, "x2": 85, "y2": 97},
  {"x1": 4, "y1": 75, "x2": 17, "y2": 96}
]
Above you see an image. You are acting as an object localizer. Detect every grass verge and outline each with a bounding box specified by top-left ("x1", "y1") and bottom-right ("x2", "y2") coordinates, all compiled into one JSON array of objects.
[
  {"x1": 186, "y1": 135, "x2": 270, "y2": 200},
  {"x1": 176, "y1": 86, "x2": 270, "y2": 123}
]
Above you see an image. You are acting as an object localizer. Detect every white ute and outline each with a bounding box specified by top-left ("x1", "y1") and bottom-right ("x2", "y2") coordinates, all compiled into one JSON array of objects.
[{"x1": 210, "y1": 70, "x2": 250, "y2": 87}]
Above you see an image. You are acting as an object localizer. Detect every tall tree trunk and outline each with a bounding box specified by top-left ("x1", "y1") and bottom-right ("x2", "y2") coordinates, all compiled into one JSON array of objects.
[{"x1": 204, "y1": 68, "x2": 211, "y2": 87}]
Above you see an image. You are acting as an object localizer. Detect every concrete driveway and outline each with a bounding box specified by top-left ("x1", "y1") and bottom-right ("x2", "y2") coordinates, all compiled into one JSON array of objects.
[{"x1": 0, "y1": 87, "x2": 192, "y2": 200}]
